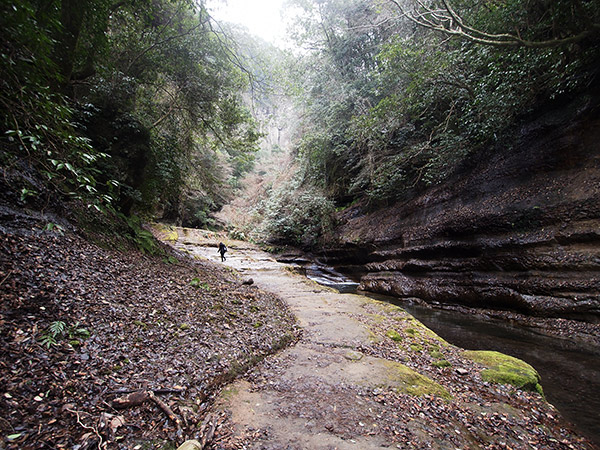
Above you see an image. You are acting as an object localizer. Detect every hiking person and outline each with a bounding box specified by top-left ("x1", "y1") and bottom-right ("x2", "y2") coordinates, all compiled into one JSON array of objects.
[{"x1": 218, "y1": 242, "x2": 227, "y2": 262}]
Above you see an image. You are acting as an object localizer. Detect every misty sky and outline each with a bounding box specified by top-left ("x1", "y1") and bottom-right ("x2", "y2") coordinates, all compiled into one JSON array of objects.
[{"x1": 206, "y1": 0, "x2": 289, "y2": 45}]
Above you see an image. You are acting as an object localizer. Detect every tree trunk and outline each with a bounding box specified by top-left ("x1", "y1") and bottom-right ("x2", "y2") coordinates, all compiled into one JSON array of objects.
[{"x1": 52, "y1": 0, "x2": 91, "y2": 91}]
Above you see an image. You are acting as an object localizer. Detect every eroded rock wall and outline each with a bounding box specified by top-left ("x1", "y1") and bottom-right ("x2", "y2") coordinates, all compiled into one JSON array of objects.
[{"x1": 328, "y1": 95, "x2": 600, "y2": 321}]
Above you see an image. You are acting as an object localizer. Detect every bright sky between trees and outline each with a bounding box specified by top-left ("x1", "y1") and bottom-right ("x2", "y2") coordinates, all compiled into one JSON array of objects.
[{"x1": 206, "y1": 0, "x2": 289, "y2": 45}]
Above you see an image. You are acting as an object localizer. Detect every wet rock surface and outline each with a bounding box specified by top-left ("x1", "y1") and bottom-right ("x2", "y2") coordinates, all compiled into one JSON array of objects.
[
  {"x1": 170, "y1": 232, "x2": 596, "y2": 449},
  {"x1": 328, "y1": 93, "x2": 600, "y2": 322}
]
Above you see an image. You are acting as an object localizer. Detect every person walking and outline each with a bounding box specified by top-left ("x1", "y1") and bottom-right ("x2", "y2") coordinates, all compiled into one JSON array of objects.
[{"x1": 218, "y1": 242, "x2": 227, "y2": 262}]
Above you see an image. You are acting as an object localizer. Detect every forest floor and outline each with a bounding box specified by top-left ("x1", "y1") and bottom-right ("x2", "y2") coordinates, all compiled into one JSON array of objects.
[
  {"x1": 0, "y1": 210, "x2": 597, "y2": 450},
  {"x1": 0, "y1": 208, "x2": 299, "y2": 450},
  {"x1": 168, "y1": 227, "x2": 598, "y2": 450}
]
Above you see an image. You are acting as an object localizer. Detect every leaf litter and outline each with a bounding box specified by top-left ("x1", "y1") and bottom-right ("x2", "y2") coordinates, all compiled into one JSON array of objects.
[{"x1": 0, "y1": 212, "x2": 299, "y2": 449}]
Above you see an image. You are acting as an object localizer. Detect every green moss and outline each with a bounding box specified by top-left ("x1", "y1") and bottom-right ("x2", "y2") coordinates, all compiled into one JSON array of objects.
[
  {"x1": 153, "y1": 223, "x2": 179, "y2": 241},
  {"x1": 429, "y1": 349, "x2": 443, "y2": 359},
  {"x1": 410, "y1": 343, "x2": 423, "y2": 352},
  {"x1": 386, "y1": 329, "x2": 403, "y2": 342},
  {"x1": 384, "y1": 361, "x2": 452, "y2": 400},
  {"x1": 369, "y1": 314, "x2": 386, "y2": 324},
  {"x1": 405, "y1": 328, "x2": 417, "y2": 335},
  {"x1": 463, "y1": 350, "x2": 543, "y2": 395},
  {"x1": 379, "y1": 303, "x2": 406, "y2": 315},
  {"x1": 368, "y1": 329, "x2": 382, "y2": 344},
  {"x1": 428, "y1": 346, "x2": 451, "y2": 367},
  {"x1": 432, "y1": 360, "x2": 452, "y2": 368}
]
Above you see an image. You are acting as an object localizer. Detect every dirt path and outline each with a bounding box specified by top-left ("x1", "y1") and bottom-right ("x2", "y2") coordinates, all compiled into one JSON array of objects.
[{"x1": 166, "y1": 227, "x2": 595, "y2": 450}]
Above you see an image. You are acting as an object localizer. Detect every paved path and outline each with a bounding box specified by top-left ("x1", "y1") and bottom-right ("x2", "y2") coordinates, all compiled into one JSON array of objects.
[{"x1": 175, "y1": 236, "x2": 432, "y2": 448}]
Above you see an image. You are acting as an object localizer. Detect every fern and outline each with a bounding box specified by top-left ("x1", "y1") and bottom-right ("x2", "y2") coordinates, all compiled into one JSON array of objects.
[
  {"x1": 40, "y1": 321, "x2": 90, "y2": 348},
  {"x1": 40, "y1": 321, "x2": 66, "y2": 348}
]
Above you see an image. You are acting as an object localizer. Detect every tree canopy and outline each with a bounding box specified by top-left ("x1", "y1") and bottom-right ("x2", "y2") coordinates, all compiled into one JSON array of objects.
[
  {"x1": 282, "y1": 0, "x2": 600, "y2": 210},
  {"x1": 2, "y1": 0, "x2": 599, "y2": 246},
  {"x1": 1, "y1": 0, "x2": 260, "y2": 227}
]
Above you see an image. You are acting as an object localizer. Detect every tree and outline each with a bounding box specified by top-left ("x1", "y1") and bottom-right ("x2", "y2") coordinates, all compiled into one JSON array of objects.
[
  {"x1": 282, "y1": 0, "x2": 600, "y2": 210},
  {"x1": 1, "y1": 0, "x2": 261, "y2": 225},
  {"x1": 389, "y1": 0, "x2": 600, "y2": 48}
]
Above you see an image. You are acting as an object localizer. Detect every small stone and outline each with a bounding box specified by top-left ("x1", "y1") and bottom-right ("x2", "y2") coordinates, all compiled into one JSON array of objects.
[
  {"x1": 242, "y1": 278, "x2": 254, "y2": 285},
  {"x1": 456, "y1": 368, "x2": 468, "y2": 375},
  {"x1": 176, "y1": 440, "x2": 203, "y2": 450},
  {"x1": 344, "y1": 350, "x2": 364, "y2": 361}
]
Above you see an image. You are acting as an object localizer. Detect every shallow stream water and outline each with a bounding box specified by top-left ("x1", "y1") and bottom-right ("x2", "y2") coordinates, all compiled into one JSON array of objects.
[{"x1": 304, "y1": 265, "x2": 600, "y2": 447}]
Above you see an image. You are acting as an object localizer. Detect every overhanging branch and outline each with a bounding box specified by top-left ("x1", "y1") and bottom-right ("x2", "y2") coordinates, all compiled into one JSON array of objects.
[{"x1": 388, "y1": 0, "x2": 600, "y2": 48}]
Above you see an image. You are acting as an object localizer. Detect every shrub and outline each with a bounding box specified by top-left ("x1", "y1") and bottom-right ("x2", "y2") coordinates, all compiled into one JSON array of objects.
[{"x1": 263, "y1": 178, "x2": 335, "y2": 248}]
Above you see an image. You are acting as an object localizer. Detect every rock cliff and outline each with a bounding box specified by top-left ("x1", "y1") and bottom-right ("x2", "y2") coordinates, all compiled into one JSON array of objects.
[{"x1": 326, "y1": 93, "x2": 600, "y2": 322}]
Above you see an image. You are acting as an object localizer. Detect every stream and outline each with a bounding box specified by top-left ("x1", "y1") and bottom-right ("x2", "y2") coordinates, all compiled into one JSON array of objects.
[{"x1": 303, "y1": 263, "x2": 600, "y2": 447}]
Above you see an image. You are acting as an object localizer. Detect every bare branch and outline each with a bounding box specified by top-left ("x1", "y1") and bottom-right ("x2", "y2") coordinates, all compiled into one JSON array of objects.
[
  {"x1": 126, "y1": 18, "x2": 209, "y2": 74},
  {"x1": 388, "y1": 0, "x2": 600, "y2": 48}
]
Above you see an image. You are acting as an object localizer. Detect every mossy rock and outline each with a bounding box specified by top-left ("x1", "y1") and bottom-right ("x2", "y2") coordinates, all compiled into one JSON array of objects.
[
  {"x1": 386, "y1": 329, "x2": 403, "y2": 342},
  {"x1": 384, "y1": 361, "x2": 452, "y2": 400},
  {"x1": 153, "y1": 223, "x2": 179, "y2": 241},
  {"x1": 463, "y1": 350, "x2": 543, "y2": 396}
]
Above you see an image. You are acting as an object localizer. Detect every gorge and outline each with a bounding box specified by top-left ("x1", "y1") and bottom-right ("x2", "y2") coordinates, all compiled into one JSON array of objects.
[{"x1": 323, "y1": 91, "x2": 600, "y2": 322}]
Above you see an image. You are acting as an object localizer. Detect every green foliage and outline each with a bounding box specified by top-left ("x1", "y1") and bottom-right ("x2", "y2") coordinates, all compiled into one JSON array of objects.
[
  {"x1": 44, "y1": 222, "x2": 65, "y2": 234},
  {"x1": 40, "y1": 321, "x2": 90, "y2": 348},
  {"x1": 263, "y1": 177, "x2": 336, "y2": 248},
  {"x1": 1, "y1": 0, "x2": 260, "y2": 225},
  {"x1": 119, "y1": 214, "x2": 160, "y2": 255},
  {"x1": 190, "y1": 278, "x2": 210, "y2": 290},
  {"x1": 287, "y1": 0, "x2": 600, "y2": 208},
  {"x1": 1, "y1": 1, "x2": 119, "y2": 212}
]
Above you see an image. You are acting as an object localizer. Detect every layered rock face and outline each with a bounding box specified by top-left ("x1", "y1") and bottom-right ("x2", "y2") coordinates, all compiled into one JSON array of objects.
[{"x1": 328, "y1": 95, "x2": 600, "y2": 321}]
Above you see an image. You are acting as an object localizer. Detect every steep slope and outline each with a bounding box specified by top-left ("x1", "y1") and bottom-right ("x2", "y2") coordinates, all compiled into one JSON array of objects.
[{"x1": 327, "y1": 93, "x2": 600, "y2": 321}]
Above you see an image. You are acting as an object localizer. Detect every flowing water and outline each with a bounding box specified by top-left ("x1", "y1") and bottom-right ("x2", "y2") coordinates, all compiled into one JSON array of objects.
[{"x1": 304, "y1": 265, "x2": 600, "y2": 447}]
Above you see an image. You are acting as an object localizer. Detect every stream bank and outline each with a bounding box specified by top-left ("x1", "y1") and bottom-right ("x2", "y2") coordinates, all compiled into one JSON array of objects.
[
  {"x1": 286, "y1": 254, "x2": 600, "y2": 446},
  {"x1": 165, "y1": 227, "x2": 596, "y2": 449}
]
